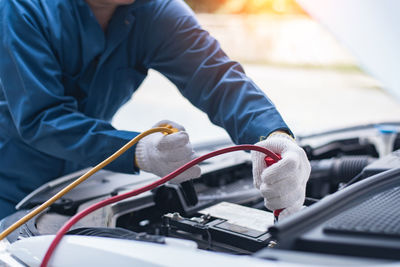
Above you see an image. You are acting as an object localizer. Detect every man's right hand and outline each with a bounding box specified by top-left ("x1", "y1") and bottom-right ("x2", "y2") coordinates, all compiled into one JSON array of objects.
[{"x1": 135, "y1": 120, "x2": 201, "y2": 184}]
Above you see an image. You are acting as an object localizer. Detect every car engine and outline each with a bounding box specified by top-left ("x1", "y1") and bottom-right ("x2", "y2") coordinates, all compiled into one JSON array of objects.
[{"x1": 1, "y1": 122, "x2": 400, "y2": 266}]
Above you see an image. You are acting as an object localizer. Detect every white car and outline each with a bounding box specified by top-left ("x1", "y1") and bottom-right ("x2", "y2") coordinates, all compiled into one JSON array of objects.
[{"x1": 1, "y1": 0, "x2": 400, "y2": 266}]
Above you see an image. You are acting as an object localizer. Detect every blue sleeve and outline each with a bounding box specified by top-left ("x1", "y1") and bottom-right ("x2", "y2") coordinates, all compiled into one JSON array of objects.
[
  {"x1": 0, "y1": 2, "x2": 138, "y2": 174},
  {"x1": 143, "y1": 0, "x2": 293, "y2": 144}
]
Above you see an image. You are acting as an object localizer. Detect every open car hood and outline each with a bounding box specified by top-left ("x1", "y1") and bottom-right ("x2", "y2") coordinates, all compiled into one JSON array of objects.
[{"x1": 297, "y1": 0, "x2": 400, "y2": 101}]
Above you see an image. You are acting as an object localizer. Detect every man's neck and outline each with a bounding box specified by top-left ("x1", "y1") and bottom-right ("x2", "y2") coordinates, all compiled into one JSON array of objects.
[{"x1": 86, "y1": 1, "x2": 117, "y2": 31}]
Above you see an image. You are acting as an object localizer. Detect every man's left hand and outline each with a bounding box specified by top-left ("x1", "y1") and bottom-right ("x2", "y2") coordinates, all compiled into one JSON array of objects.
[{"x1": 251, "y1": 132, "x2": 311, "y2": 219}]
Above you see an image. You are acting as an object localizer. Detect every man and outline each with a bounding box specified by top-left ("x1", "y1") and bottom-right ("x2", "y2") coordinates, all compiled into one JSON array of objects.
[{"x1": 0, "y1": 0, "x2": 310, "y2": 219}]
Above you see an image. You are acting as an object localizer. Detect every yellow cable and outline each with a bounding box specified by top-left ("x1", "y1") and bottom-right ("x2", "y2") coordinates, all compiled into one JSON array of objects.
[{"x1": 0, "y1": 127, "x2": 173, "y2": 241}]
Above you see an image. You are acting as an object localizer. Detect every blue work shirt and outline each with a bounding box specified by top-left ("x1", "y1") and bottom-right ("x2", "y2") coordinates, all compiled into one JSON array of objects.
[{"x1": 0, "y1": 0, "x2": 291, "y2": 216}]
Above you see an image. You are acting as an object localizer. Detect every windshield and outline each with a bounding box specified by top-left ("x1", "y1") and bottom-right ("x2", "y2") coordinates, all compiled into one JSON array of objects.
[{"x1": 112, "y1": 0, "x2": 400, "y2": 143}]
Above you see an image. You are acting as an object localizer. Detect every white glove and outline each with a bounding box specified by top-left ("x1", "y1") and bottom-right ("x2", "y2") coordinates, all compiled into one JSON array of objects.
[
  {"x1": 251, "y1": 132, "x2": 311, "y2": 220},
  {"x1": 135, "y1": 120, "x2": 201, "y2": 184}
]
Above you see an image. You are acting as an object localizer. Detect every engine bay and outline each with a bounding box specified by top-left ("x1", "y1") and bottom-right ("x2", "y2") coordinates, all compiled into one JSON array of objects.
[{"x1": 2, "y1": 122, "x2": 400, "y2": 265}]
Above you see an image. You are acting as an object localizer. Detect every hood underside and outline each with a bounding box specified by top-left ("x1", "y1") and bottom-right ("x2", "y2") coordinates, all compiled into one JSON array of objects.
[{"x1": 297, "y1": 0, "x2": 400, "y2": 101}]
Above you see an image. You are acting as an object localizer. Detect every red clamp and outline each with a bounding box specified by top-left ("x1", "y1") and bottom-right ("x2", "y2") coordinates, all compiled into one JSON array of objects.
[
  {"x1": 264, "y1": 154, "x2": 284, "y2": 222},
  {"x1": 264, "y1": 154, "x2": 282, "y2": 167}
]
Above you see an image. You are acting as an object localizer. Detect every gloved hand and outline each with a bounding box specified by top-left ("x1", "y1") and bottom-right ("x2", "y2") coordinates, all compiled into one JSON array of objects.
[
  {"x1": 135, "y1": 120, "x2": 201, "y2": 184},
  {"x1": 251, "y1": 132, "x2": 311, "y2": 220}
]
